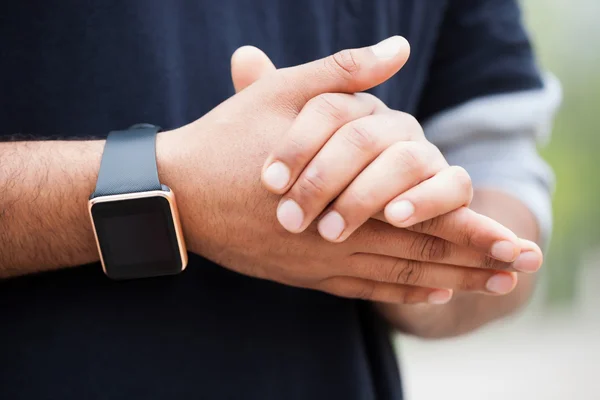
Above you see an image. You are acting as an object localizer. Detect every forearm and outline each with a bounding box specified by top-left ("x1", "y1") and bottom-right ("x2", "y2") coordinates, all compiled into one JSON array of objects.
[
  {"x1": 377, "y1": 189, "x2": 540, "y2": 338},
  {"x1": 0, "y1": 139, "x2": 106, "y2": 277},
  {"x1": 0, "y1": 130, "x2": 193, "y2": 278}
]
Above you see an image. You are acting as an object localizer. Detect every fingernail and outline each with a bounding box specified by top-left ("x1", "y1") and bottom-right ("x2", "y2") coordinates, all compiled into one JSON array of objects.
[
  {"x1": 387, "y1": 200, "x2": 415, "y2": 224},
  {"x1": 512, "y1": 251, "x2": 542, "y2": 273},
  {"x1": 263, "y1": 161, "x2": 290, "y2": 190},
  {"x1": 318, "y1": 211, "x2": 346, "y2": 241},
  {"x1": 486, "y1": 274, "x2": 516, "y2": 294},
  {"x1": 428, "y1": 289, "x2": 453, "y2": 305},
  {"x1": 371, "y1": 36, "x2": 407, "y2": 59},
  {"x1": 277, "y1": 199, "x2": 304, "y2": 232},
  {"x1": 490, "y1": 240, "x2": 519, "y2": 262}
]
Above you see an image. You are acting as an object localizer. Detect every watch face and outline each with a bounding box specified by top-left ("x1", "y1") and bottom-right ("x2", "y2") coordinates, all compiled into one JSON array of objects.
[{"x1": 90, "y1": 193, "x2": 185, "y2": 279}]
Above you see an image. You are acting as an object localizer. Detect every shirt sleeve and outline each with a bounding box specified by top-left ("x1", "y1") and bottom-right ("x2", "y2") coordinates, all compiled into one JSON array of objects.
[{"x1": 415, "y1": 0, "x2": 561, "y2": 248}]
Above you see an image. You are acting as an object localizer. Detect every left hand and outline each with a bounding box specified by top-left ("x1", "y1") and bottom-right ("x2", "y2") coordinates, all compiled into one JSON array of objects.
[
  {"x1": 230, "y1": 45, "x2": 543, "y2": 299},
  {"x1": 232, "y1": 46, "x2": 541, "y2": 268},
  {"x1": 236, "y1": 53, "x2": 470, "y2": 242}
]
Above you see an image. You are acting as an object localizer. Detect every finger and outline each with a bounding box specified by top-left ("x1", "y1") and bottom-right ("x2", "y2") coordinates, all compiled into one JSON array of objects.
[
  {"x1": 405, "y1": 208, "x2": 522, "y2": 262},
  {"x1": 317, "y1": 276, "x2": 452, "y2": 305},
  {"x1": 372, "y1": 207, "x2": 521, "y2": 263},
  {"x1": 511, "y1": 238, "x2": 544, "y2": 273},
  {"x1": 261, "y1": 93, "x2": 387, "y2": 193},
  {"x1": 346, "y1": 254, "x2": 518, "y2": 295},
  {"x1": 231, "y1": 46, "x2": 277, "y2": 93},
  {"x1": 276, "y1": 113, "x2": 428, "y2": 234},
  {"x1": 259, "y1": 36, "x2": 411, "y2": 112},
  {"x1": 316, "y1": 140, "x2": 447, "y2": 241},
  {"x1": 384, "y1": 166, "x2": 473, "y2": 227},
  {"x1": 347, "y1": 219, "x2": 522, "y2": 272}
]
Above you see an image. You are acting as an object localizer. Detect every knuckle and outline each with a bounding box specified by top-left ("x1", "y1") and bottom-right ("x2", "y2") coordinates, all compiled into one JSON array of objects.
[
  {"x1": 450, "y1": 166, "x2": 473, "y2": 199},
  {"x1": 457, "y1": 222, "x2": 477, "y2": 249},
  {"x1": 481, "y1": 256, "x2": 498, "y2": 270},
  {"x1": 410, "y1": 214, "x2": 442, "y2": 235},
  {"x1": 329, "y1": 49, "x2": 360, "y2": 81},
  {"x1": 344, "y1": 187, "x2": 376, "y2": 215},
  {"x1": 355, "y1": 92, "x2": 381, "y2": 105},
  {"x1": 480, "y1": 257, "x2": 496, "y2": 269},
  {"x1": 480, "y1": 256, "x2": 511, "y2": 271},
  {"x1": 343, "y1": 120, "x2": 378, "y2": 153},
  {"x1": 389, "y1": 259, "x2": 425, "y2": 285},
  {"x1": 396, "y1": 111, "x2": 424, "y2": 138},
  {"x1": 414, "y1": 234, "x2": 449, "y2": 262},
  {"x1": 448, "y1": 208, "x2": 478, "y2": 247},
  {"x1": 354, "y1": 93, "x2": 383, "y2": 114},
  {"x1": 390, "y1": 142, "x2": 429, "y2": 176},
  {"x1": 457, "y1": 272, "x2": 483, "y2": 291},
  {"x1": 295, "y1": 166, "x2": 327, "y2": 199},
  {"x1": 310, "y1": 93, "x2": 349, "y2": 123},
  {"x1": 429, "y1": 143, "x2": 450, "y2": 169},
  {"x1": 280, "y1": 135, "x2": 309, "y2": 166}
]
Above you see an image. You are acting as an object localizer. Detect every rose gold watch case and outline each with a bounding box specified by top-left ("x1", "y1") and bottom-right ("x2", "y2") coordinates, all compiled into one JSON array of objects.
[{"x1": 88, "y1": 188, "x2": 188, "y2": 277}]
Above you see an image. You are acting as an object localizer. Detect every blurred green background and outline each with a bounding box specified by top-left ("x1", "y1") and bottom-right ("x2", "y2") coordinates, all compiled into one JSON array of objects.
[{"x1": 522, "y1": 0, "x2": 600, "y2": 306}]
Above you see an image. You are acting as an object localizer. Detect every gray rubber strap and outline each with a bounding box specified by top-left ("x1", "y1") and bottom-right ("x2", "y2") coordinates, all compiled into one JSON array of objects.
[{"x1": 92, "y1": 124, "x2": 162, "y2": 197}]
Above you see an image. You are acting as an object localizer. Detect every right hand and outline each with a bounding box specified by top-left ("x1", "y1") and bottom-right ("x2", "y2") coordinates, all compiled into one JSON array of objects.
[{"x1": 156, "y1": 37, "x2": 532, "y2": 304}]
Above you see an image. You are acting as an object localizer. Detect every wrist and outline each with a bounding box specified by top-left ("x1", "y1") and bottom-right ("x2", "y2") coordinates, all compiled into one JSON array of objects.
[
  {"x1": 155, "y1": 126, "x2": 214, "y2": 255},
  {"x1": 156, "y1": 128, "x2": 185, "y2": 189}
]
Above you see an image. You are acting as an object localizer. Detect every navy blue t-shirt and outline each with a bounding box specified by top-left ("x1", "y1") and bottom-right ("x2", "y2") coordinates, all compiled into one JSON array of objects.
[{"x1": 0, "y1": 1, "x2": 541, "y2": 399}]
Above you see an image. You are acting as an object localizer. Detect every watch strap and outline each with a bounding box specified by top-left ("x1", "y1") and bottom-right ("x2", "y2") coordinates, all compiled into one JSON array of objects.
[{"x1": 92, "y1": 124, "x2": 162, "y2": 197}]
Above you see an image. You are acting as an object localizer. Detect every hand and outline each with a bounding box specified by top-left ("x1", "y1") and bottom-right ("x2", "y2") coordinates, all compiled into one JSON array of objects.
[
  {"x1": 234, "y1": 45, "x2": 545, "y2": 292},
  {"x1": 241, "y1": 46, "x2": 541, "y2": 274},
  {"x1": 260, "y1": 94, "x2": 474, "y2": 239},
  {"x1": 377, "y1": 189, "x2": 545, "y2": 338},
  {"x1": 157, "y1": 38, "x2": 536, "y2": 305},
  {"x1": 259, "y1": 89, "x2": 504, "y2": 251}
]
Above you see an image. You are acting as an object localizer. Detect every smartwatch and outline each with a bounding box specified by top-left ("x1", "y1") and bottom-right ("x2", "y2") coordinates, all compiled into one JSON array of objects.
[{"x1": 88, "y1": 124, "x2": 188, "y2": 280}]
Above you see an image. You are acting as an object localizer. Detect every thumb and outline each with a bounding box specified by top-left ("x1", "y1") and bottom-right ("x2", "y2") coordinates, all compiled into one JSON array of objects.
[
  {"x1": 231, "y1": 46, "x2": 277, "y2": 93},
  {"x1": 260, "y1": 36, "x2": 410, "y2": 112}
]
